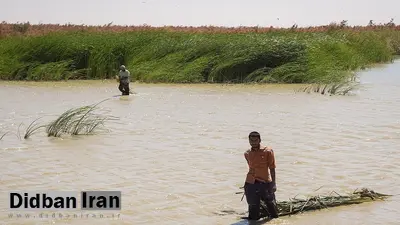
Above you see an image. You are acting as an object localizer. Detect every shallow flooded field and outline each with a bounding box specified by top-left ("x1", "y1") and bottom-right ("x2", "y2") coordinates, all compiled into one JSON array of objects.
[{"x1": 1, "y1": 61, "x2": 399, "y2": 225}]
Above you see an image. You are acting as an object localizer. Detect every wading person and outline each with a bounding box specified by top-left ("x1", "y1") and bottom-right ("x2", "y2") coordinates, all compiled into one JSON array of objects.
[
  {"x1": 243, "y1": 131, "x2": 278, "y2": 220},
  {"x1": 116, "y1": 65, "x2": 130, "y2": 95}
]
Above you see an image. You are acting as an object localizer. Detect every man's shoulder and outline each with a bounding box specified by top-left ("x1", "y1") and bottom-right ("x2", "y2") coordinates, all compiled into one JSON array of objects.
[
  {"x1": 244, "y1": 149, "x2": 251, "y2": 155},
  {"x1": 262, "y1": 146, "x2": 274, "y2": 153}
]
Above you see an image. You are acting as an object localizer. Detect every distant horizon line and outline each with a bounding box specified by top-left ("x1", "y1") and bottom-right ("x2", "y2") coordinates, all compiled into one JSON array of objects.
[{"x1": 1, "y1": 18, "x2": 397, "y2": 29}]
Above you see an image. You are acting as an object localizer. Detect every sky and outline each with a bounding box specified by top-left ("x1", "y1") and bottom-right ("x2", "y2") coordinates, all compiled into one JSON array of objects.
[{"x1": 1, "y1": 0, "x2": 399, "y2": 28}]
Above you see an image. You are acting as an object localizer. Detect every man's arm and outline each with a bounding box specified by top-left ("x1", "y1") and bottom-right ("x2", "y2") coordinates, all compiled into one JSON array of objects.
[
  {"x1": 242, "y1": 152, "x2": 249, "y2": 188},
  {"x1": 270, "y1": 168, "x2": 276, "y2": 184},
  {"x1": 268, "y1": 150, "x2": 277, "y2": 191},
  {"x1": 244, "y1": 151, "x2": 249, "y2": 165}
]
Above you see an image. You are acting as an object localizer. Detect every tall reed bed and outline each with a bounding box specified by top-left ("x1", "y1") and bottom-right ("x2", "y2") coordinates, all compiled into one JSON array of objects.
[
  {"x1": 1, "y1": 21, "x2": 399, "y2": 36},
  {"x1": 0, "y1": 24, "x2": 399, "y2": 85}
]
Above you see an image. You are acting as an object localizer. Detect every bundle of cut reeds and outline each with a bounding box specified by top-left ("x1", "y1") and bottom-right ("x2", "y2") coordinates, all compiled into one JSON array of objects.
[
  {"x1": 273, "y1": 188, "x2": 391, "y2": 217},
  {"x1": 238, "y1": 188, "x2": 392, "y2": 218}
]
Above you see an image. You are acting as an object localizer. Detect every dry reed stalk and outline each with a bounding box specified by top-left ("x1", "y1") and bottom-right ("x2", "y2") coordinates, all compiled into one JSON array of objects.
[
  {"x1": 2, "y1": 22, "x2": 400, "y2": 37},
  {"x1": 275, "y1": 188, "x2": 390, "y2": 217},
  {"x1": 237, "y1": 188, "x2": 391, "y2": 219}
]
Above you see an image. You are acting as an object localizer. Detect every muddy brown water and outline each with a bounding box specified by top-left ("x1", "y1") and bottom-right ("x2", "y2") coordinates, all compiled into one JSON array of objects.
[{"x1": 1, "y1": 61, "x2": 400, "y2": 225}]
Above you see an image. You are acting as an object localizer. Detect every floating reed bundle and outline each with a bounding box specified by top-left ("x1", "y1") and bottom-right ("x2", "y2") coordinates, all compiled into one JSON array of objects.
[
  {"x1": 238, "y1": 188, "x2": 392, "y2": 218},
  {"x1": 271, "y1": 188, "x2": 390, "y2": 217}
]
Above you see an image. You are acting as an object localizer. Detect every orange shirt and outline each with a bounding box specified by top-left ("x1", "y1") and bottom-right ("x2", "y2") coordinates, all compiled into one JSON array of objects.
[{"x1": 244, "y1": 146, "x2": 276, "y2": 183}]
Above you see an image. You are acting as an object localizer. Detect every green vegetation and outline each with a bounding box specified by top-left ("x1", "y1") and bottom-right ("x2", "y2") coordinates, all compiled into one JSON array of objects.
[
  {"x1": 0, "y1": 24, "x2": 400, "y2": 84},
  {"x1": 297, "y1": 81, "x2": 359, "y2": 96},
  {"x1": 46, "y1": 100, "x2": 110, "y2": 137},
  {"x1": 22, "y1": 117, "x2": 46, "y2": 139},
  {"x1": 0, "y1": 100, "x2": 114, "y2": 141}
]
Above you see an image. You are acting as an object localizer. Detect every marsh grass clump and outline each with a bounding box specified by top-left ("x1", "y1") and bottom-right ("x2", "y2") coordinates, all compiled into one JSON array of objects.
[
  {"x1": 297, "y1": 71, "x2": 359, "y2": 96},
  {"x1": 46, "y1": 99, "x2": 113, "y2": 137},
  {"x1": 1, "y1": 100, "x2": 116, "y2": 141},
  {"x1": 300, "y1": 81, "x2": 358, "y2": 96}
]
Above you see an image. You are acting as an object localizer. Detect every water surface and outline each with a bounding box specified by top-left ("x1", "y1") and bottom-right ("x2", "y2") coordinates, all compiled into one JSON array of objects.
[{"x1": 1, "y1": 61, "x2": 400, "y2": 225}]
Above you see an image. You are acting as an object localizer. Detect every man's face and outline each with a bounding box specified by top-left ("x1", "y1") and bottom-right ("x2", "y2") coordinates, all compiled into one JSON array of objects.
[{"x1": 249, "y1": 136, "x2": 261, "y2": 148}]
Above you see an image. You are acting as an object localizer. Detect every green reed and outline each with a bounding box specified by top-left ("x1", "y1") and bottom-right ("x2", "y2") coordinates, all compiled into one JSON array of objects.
[
  {"x1": 46, "y1": 99, "x2": 112, "y2": 137},
  {"x1": 0, "y1": 28, "x2": 399, "y2": 88},
  {"x1": 22, "y1": 117, "x2": 47, "y2": 139}
]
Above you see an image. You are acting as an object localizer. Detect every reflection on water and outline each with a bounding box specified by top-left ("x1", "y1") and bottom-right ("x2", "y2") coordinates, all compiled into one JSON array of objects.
[{"x1": 1, "y1": 61, "x2": 400, "y2": 225}]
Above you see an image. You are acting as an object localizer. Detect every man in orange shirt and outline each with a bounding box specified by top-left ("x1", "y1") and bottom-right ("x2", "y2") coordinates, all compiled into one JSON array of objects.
[{"x1": 243, "y1": 131, "x2": 278, "y2": 220}]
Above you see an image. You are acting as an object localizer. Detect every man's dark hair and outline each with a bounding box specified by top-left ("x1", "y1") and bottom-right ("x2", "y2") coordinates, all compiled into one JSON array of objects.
[{"x1": 248, "y1": 131, "x2": 261, "y2": 138}]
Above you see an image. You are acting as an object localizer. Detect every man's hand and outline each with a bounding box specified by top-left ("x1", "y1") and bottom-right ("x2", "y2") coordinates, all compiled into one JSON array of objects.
[{"x1": 272, "y1": 182, "x2": 277, "y2": 192}]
